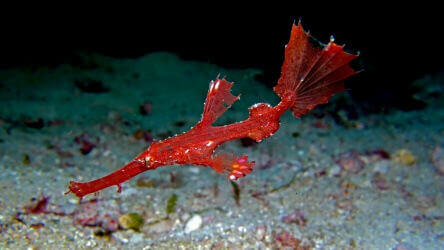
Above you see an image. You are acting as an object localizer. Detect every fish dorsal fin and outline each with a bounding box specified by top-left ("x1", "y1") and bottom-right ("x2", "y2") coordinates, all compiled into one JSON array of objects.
[{"x1": 198, "y1": 77, "x2": 240, "y2": 127}]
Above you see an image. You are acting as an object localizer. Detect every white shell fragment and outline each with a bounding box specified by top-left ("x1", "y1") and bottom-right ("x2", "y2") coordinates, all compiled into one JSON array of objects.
[{"x1": 184, "y1": 214, "x2": 202, "y2": 234}]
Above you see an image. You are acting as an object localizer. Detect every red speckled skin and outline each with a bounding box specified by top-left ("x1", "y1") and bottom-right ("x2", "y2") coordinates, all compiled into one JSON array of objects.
[
  {"x1": 67, "y1": 93, "x2": 292, "y2": 198},
  {"x1": 139, "y1": 95, "x2": 292, "y2": 168},
  {"x1": 67, "y1": 22, "x2": 358, "y2": 199}
]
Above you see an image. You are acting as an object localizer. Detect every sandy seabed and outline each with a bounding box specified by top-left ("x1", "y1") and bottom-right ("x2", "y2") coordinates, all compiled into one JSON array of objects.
[{"x1": 0, "y1": 53, "x2": 442, "y2": 249}]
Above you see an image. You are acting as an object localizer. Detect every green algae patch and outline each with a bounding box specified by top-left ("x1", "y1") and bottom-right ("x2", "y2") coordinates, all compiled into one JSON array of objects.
[
  {"x1": 118, "y1": 213, "x2": 144, "y2": 231},
  {"x1": 166, "y1": 193, "x2": 178, "y2": 216}
]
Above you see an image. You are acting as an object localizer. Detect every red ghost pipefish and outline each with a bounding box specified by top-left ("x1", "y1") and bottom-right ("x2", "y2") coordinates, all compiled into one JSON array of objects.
[{"x1": 66, "y1": 22, "x2": 359, "y2": 199}]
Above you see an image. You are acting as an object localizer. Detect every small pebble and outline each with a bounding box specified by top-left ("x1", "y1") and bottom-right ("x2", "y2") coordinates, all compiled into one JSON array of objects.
[
  {"x1": 282, "y1": 209, "x2": 307, "y2": 226},
  {"x1": 274, "y1": 230, "x2": 305, "y2": 248},
  {"x1": 373, "y1": 161, "x2": 389, "y2": 174},
  {"x1": 336, "y1": 199, "x2": 353, "y2": 209},
  {"x1": 184, "y1": 214, "x2": 202, "y2": 233},
  {"x1": 130, "y1": 233, "x2": 144, "y2": 244},
  {"x1": 74, "y1": 199, "x2": 121, "y2": 232},
  {"x1": 335, "y1": 151, "x2": 365, "y2": 174},
  {"x1": 393, "y1": 149, "x2": 416, "y2": 165},
  {"x1": 119, "y1": 213, "x2": 144, "y2": 231},
  {"x1": 415, "y1": 196, "x2": 436, "y2": 209},
  {"x1": 133, "y1": 129, "x2": 145, "y2": 140},
  {"x1": 255, "y1": 225, "x2": 267, "y2": 240},
  {"x1": 372, "y1": 172, "x2": 390, "y2": 190},
  {"x1": 329, "y1": 165, "x2": 342, "y2": 177}
]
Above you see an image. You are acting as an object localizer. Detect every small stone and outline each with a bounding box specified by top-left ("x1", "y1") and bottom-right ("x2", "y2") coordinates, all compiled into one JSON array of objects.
[
  {"x1": 255, "y1": 225, "x2": 267, "y2": 240},
  {"x1": 335, "y1": 151, "x2": 365, "y2": 174},
  {"x1": 147, "y1": 219, "x2": 174, "y2": 234},
  {"x1": 339, "y1": 180, "x2": 356, "y2": 190},
  {"x1": 372, "y1": 172, "x2": 390, "y2": 190},
  {"x1": 282, "y1": 209, "x2": 307, "y2": 226},
  {"x1": 336, "y1": 200, "x2": 353, "y2": 209},
  {"x1": 130, "y1": 233, "x2": 144, "y2": 244},
  {"x1": 23, "y1": 154, "x2": 30, "y2": 165},
  {"x1": 393, "y1": 149, "x2": 416, "y2": 165},
  {"x1": 74, "y1": 134, "x2": 97, "y2": 155},
  {"x1": 373, "y1": 161, "x2": 389, "y2": 174},
  {"x1": 184, "y1": 214, "x2": 202, "y2": 233},
  {"x1": 133, "y1": 130, "x2": 145, "y2": 140},
  {"x1": 312, "y1": 120, "x2": 330, "y2": 129},
  {"x1": 329, "y1": 165, "x2": 342, "y2": 177},
  {"x1": 414, "y1": 196, "x2": 436, "y2": 210},
  {"x1": 74, "y1": 199, "x2": 121, "y2": 232},
  {"x1": 119, "y1": 213, "x2": 144, "y2": 231},
  {"x1": 274, "y1": 230, "x2": 306, "y2": 249},
  {"x1": 366, "y1": 149, "x2": 390, "y2": 160},
  {"x1": 136, "y1": 178, "x2": 155, "y2": 188}
]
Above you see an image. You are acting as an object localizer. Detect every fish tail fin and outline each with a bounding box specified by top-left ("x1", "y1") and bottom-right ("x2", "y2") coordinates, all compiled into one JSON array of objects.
[{"x1": 273, "y1": 21, "x2": 359, "y2": 118}]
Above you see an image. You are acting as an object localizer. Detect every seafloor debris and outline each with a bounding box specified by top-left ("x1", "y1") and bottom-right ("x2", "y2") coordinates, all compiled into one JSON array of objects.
[
  {"x1": 73, "y1": 199, "x2": 121, "y2": 232},
  {"x1": 136, "y1": 177, "x2": 156, "y2": 188},
  {"x1": 24, "y1": 196, "x2": 50, "y2": 214},
  {"x1": 274, "y1": 230, "x2": 308, "y2": 249},
  {"x1": 133, "y1": 129, "x2": 153, "y2": 143},
  {"x1": 336, "y1": 110, "x2": 365, "y2": 129},
  {"x1": 56, "y1": 149, "x2": 74, "y2": 158},
  {"x1": 364, "y1": 149, "x2": 391, "y2": 162},
  {"x1": 312, "y1": 120, "x2": 330, "y2": 129},
  {"x1": 133, "y1": 129, "x2": 145, "y2": 140},
  {"x1": 22, "y1": 154, "x2": 30, "y2": 165},
  {"x1": 431, "y1": 146, "x2": 444, "y2": 175},
  {"x1": 29, "y1": 222, "x2": 45, "y2": 229},
  {"x1": 165, "y1": 193, "x2": 178, "y2": 217},
  {"x1": 414, "y1": 196, "x2": 436, "y2": 210},
  {"x1": 118, "y1": 213, "x2": 144, "y2": 231},
  {"x1": 282, "y1": 209, "x2": 307, "y2": 226},
  {"x1": 255, "y1": 224, "x2": 267, "y2": 241},
  {"x1": 23, "y1": 196, "x2": 67, "y2": 217},
  {"x1": 74, "y1": 133, "x2": 97, "y2": 155},
  {"x1": 336, "y1": 199, "x2": 353, "y2": 210},
  {"x1": 335, "y1": 150, "x2": 365, "y2": 174},
  {"x1": 230, "y1": 180, "x2": 240, "y2": 206},
  {"x1": 393, "y1": 149, "x2": 416, "y2": 165},
  {"x1": 315, "y1": 169, "x2": 327, "y2": 178},
  {"x1": 371, "y1": 172, "x2": 390, "y2": 190},
  {"x1": 184, "y1": 214, "x2": 202, "y2": 234}
]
